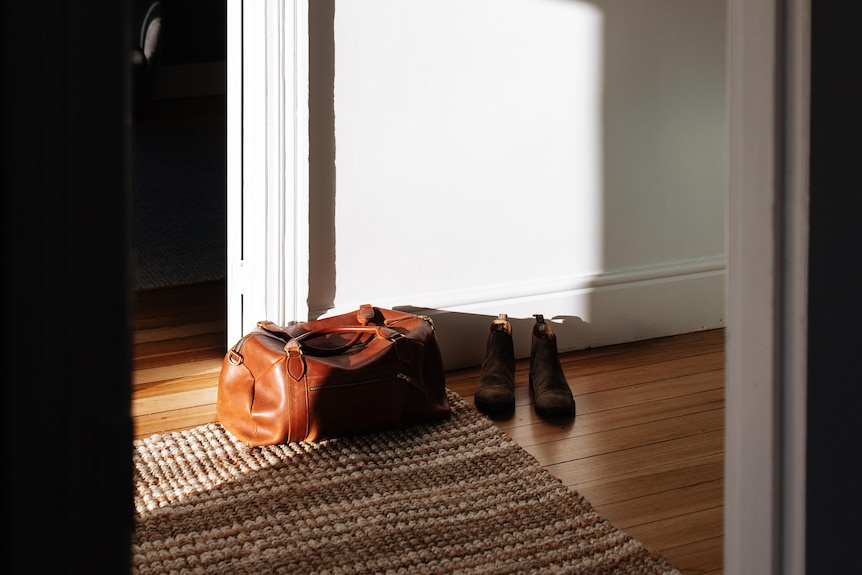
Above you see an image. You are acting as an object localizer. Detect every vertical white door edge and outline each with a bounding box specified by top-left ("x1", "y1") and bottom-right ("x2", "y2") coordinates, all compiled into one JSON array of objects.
[
  {"x1": 227, "y1": 0, "x2": 310, "y2": 346},
  {"x1": 726, "y1": 0, "x2": 809, "y2": 573}
]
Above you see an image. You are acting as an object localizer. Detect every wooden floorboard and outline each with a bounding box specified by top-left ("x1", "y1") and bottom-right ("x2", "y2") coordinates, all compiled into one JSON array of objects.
[{"x1": 131, "y1": 281, "x2": 724, "y2": 574}]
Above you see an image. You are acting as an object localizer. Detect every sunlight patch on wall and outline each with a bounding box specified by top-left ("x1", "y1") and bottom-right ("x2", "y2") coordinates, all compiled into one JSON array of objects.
[{"x1": 330, "y1": 0, "x2": 605, "y2": 319}]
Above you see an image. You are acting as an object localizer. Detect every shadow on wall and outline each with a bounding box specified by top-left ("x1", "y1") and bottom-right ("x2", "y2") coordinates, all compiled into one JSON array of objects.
[
  {"x1": 393, "y1": 306, "x2": 591, "y2": 371},
  {"x1": 308, "y1": 0, "x2": 337, "y2": 314}
]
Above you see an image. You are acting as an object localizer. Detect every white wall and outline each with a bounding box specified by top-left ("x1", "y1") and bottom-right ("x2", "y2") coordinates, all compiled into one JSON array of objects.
[{"x1": 309, "y1": 0, "x2": 726, "y2": 369}]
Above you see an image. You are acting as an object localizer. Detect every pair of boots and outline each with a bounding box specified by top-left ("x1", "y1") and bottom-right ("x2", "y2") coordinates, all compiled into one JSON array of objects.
[{"x1": 474, "y1": 314, "x2": 576, "y2": 420}]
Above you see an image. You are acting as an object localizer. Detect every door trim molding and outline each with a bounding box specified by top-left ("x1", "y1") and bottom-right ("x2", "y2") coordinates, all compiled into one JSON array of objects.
[
  {"x1": 227, "y1": 0, "x2": 309, "y2": 345},
  {"x1": 725, "y1": 1, "x2": 809, "y2": 573}
]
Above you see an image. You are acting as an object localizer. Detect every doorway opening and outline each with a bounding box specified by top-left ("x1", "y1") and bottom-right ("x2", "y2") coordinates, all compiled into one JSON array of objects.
[{"x1": 131, "y1": 0, "x2": 227, "y2": 381}]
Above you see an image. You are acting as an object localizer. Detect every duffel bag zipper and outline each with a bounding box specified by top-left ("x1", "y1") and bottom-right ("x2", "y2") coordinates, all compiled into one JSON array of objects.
[
  {"x1": 309, "y1": 372, "x2": 421, "y2": 392},
  {"x1": 228, "y1": 329, "x2": 279, "y2": 365}
]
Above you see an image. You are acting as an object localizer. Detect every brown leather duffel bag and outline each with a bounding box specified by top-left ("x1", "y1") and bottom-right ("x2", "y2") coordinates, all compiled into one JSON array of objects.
[{"x1": 216, "y1": 305, "x2": 450, "y2": 446}]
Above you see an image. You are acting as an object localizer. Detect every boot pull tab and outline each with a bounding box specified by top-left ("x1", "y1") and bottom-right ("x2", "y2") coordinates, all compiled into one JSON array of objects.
[
  {"x1": 533, "y1": 314, "x2": 548, "y2": 333},
  {"x1": 491, "y1": 313, "x2": 511, "y2": 333}
]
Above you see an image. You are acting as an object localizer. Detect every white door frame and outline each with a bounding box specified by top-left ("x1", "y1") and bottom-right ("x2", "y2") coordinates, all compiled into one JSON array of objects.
[
  {"x1": 228, "y1": 2, "x2": 810, "y2": 572},
  {"x1": 227, "y1": 0, "x2": 309, "y2": 345},
  {"x1": 725, "y1": 0, "x2": 809, "y2": 573}
]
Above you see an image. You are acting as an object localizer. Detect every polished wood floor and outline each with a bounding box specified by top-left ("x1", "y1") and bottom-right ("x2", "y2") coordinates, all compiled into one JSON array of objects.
[{"x1": 132, "y1": 281, "x2": 724, "y2": 575}]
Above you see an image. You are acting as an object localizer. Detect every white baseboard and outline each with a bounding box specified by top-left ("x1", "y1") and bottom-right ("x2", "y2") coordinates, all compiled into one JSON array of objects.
[{"x1": 400, "y1": 256, "x2": 726, "y2": 370}]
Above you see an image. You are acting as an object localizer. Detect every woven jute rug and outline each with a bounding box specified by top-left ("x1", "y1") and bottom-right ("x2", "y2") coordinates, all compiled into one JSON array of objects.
[{"x1": 132, "y1": 390, "x2": 681, "y2": 574}]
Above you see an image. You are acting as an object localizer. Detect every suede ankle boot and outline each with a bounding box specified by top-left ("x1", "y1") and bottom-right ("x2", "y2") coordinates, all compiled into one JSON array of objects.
[
  {"x1": 474, "y1": 313, "x2": 516, "y2": 416},
  {"x1": 529, "y1": 314, "x2": 576, "y2": 420}
]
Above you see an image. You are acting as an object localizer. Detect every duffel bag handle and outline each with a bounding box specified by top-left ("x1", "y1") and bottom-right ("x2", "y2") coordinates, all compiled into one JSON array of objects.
[
  {"x1": 257, "y1": 320, "x2": 306, "y2": 342},
  {"x1": 257, "y1": 305, "x2": 380, "y2": 342},
  {"x1": 286, "y1": 325, "x2": 403, "y2": 357},
  {"x1": 285, "y1": 325, "x2": 404, "y2": 381}
]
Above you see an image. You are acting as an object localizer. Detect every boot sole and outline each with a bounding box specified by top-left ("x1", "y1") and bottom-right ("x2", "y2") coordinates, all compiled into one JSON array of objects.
[
  {"x1": 474, "y1": 397, "x2": 515, "y2": 416},
  {"x1": 534, "y1": 404, "x2": 576, "y2": 420},
  {"x1": 529, "y1": 379, "x2": 576, "y2": 420}
]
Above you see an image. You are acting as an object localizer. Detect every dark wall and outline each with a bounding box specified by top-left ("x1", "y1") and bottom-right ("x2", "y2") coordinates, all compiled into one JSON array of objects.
[
  {"x1": 159, "y1": 0, "x2": 227, "y2": 65},
  {"x1": 2, "y1": 2, "x2": 133, "y2": 573},
  {"x1": 807, "y1": 3, "x2": 862, "y2": 573}
]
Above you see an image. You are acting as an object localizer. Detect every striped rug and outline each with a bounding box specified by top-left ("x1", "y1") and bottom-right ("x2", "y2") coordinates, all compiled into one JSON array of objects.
[{"x1": 132, "y1": 390, "x2": 681, "y2": 574}]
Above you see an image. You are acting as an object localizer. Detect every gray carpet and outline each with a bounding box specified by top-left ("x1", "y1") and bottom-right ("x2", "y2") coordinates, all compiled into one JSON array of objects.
[{"x1": 132, "y1": 96, "x2": 226, "y2": 290}]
